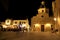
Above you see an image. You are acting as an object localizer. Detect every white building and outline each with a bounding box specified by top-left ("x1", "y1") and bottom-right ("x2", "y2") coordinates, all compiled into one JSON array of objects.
[{"x1": 2, "y1": 19, "x2": 30, "y2": 31}]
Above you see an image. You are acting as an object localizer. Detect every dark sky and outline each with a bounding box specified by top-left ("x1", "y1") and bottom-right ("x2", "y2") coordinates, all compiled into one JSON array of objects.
[{"x1": 0, "y1": 0, "x2": 55, "y2": 22}]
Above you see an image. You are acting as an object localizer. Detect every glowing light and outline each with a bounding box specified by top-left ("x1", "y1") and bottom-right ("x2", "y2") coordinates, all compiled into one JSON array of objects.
[
  {"x1": 58, "y1": 17, "x2": 60, "y2": 25},
  {"x1": 54, "y1": 18, "x2": 56, "y2": 21},
  {"x1": 41, "y1": 1, "x2": 45, "y2": 5},
  {"x1": 22, "y1": 24, "x2": 26, "y2": 27},
  {"x1": 35, "y1": 24, "x2": 40, "y2": 27},
  {"x1": 45, "y1": 23, "x2": 51, "y2": 27},
  {"x1": 5, "y1": 20, "x2": 11, "y2": 25},
  {"x1": 2, "y1": 25, "x2": 7, "y2": 28}
]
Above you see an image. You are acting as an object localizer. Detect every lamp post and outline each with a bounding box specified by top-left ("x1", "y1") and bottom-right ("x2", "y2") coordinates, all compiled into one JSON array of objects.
[{"x1": 54, "y1": 18, "x2": 57, "y2": 29}]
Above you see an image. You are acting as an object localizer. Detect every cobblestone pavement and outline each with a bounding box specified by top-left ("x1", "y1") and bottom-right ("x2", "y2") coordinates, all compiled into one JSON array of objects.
[{"x1": 0, "y1": 31, "x2": 60, "y2": 40}]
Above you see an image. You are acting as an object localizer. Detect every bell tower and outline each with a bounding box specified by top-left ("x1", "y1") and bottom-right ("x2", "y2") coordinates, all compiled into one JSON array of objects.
[
  {"x1": 37, "y1": 1, "x2": 49, "y2": 18},
  {"x1": 38, "y1": 1, "x2": 45, "y2": 13}
]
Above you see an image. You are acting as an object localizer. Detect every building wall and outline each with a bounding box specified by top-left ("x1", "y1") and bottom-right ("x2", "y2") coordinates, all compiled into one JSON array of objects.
[
  {"x1": 12, "y1": 19, "x2": 29, "y2": 28},
  {"x1": 3, "y1": 19, "x2": 29, "y2": 29},
  {"x1": 31, "y1": 15, "x2": 55, "y2": 32},
  {"x1": 54, "y1": 0, "x2": 60, "y2": 30},
  {"x1": 56, "y1": 0, "x2": 60, "y2": 26},
  {"x1": 52, "y1": 1, "x2": 57, "y2": 17}
]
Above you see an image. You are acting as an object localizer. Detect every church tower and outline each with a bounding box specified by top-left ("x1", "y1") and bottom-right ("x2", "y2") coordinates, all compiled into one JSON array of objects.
[{"x1": 37, "y1": 1, "x2": 49, "y2": 18}]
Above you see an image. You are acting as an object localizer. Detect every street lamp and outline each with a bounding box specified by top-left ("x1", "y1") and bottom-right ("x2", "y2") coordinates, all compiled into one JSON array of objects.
[
  {"x1": 54, "y1": 18, "x2": 57, "y2": 29},
  {"x1": 54, "y1": 18, "x2": 56, "y2": 21}
]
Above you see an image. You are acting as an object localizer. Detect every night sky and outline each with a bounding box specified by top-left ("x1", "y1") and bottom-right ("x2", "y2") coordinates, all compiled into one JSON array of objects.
[{"x1": 0, "y1": 0, "x2": 55, "y2": 22}]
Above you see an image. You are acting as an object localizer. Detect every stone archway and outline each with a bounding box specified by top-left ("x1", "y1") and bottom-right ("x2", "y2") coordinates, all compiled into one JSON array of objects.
[
  {"x1": 34, "y1": 24, "x2": 40, "y2": 32},
  {"x1": 45, "y1": 23, "x2": 51, "y2": 32}
]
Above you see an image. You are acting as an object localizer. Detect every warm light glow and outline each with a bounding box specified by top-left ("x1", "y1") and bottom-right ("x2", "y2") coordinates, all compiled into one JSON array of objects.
[
  {"x1": 58, "y1": 17, "x2": 60, "y2": 25},
  {"x1": 35, "y1": 24, "x2": 40, "y2": 27},
  {"x1": 11, "y1": 25, "x2": 14, "y2": 28},
  {"x1": 13, "y1": 23, "x2": 18, "y2": 25},
  {"x1": 22, "y1": 24, "x2": 26, "y2": 27},
  {"x1": 38, "y1": 8, "x2": 46, "y2": 13},
  {"x1": 41, "y1": 1, "x2": 45, "y2": 5},
  {"x1": 2, "y1": 25, "x2": 7, "y2": 28},
  {"x1": 5, "y1": 20, "x2": 11, "y2": 25},
  {"x1": 45, "y1": 23, "x2": 51, "y2": 27},
  {"x1": 54, "y1": 18, "x2": 56, "y2": 21}
]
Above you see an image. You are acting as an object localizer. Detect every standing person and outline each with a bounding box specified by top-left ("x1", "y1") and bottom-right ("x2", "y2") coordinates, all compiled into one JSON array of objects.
[
  {"x1": 27, "y1": 25, "x2": 30, "y2": 32},
  {"x1": 19, "y1": 24, "x2": 22, "y2": 31},
  {"x1": 22, "y1": 22, "x2": 27, "y2": 32},
  {"x1": 22, "y1": 23, "x2": 24, "y2": 32},
  {"x1": 18, "y1": 23, "x2": 22, "y2": 31}
]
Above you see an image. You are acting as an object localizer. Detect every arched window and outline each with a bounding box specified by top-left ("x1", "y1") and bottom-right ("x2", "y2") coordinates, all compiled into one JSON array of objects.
[
  {"x1": 15, "y1": 22, "x2": 17, "y2": 24},
  {"x1": 7, "y1": 20, "x2": 9, "y2": 23},
  {"x1": 19, "y1": 22, "x2": 21, "y2": 24},
  {"x1": 42, "y1": 10, "x2": 44, "y2": 12}
]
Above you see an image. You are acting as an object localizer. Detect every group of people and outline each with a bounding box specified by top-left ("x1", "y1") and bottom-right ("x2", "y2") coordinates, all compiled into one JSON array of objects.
[{"x1": 18, "y1": 23, "x2": 29, "y2": 32}]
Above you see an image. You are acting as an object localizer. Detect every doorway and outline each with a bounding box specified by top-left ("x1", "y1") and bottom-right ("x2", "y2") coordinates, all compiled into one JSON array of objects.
[
  {"x1": 41, "y1": 25, "x2": 44, "y2": 32},
  {"x1": 51, "y1": 25, "x2": 53, "y2": 31}
]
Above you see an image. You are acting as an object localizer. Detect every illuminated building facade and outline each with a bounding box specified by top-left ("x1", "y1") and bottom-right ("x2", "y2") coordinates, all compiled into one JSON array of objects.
[
  {"x1": 1, "y1": 0, "x2": 60, "y2": 32},
  {"x1": 2, "y1": 19, "x2": 30, "y2": 31},
  {"x1": 31, "y1": 1, "x2": 56, "y2": 32},
  {"x1": 54, "y1": 0, "x2": 60, "y2": 30}
]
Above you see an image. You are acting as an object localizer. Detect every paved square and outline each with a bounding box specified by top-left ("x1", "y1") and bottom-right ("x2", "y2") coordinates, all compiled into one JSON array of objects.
[{"x1": 0, "y1": 31, "x2": 60, "y2": 40}]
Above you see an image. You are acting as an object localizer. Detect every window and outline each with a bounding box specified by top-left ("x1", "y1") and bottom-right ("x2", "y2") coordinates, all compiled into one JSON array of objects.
[
  {"x1": 15, "y1": 22, "x2": 17, "y2": 24},
  {"x1": 42, "y1": 10, "x2": 44, "y2": 12},
  {"x1": 7, "y1": 20, "x2": 9, "y2": 23},
  {"x1": 19, "y1": 22, "x2": 21, "y2": 24},
  {"x1": 22, "y1": 22, "x2": 26, "y2": 24}
]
